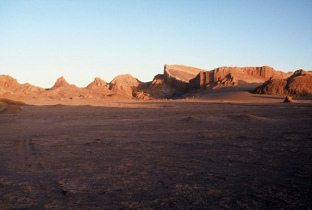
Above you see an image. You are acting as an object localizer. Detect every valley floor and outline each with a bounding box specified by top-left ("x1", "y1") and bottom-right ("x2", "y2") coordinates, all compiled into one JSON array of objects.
[{"x1": 0, "y1": 100, "x2": 311, "y2": 209}]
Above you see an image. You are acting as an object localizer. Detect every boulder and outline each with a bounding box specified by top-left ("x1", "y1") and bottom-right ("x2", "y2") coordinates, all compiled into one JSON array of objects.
[{"x1": 283, "y1": 96, "x2": 293, "y2": 103}]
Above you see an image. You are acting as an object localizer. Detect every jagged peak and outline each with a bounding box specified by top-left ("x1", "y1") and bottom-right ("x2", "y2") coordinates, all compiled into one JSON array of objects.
[
  {"x1": 86, "y1": 77, "x2": 108, "y2": 89},
  {"x1": 93, "y1": 77, "x2": 107, "y2": 85},
  {"x1": 51, "y1": 76, "x2": 70, "y2": 89}
]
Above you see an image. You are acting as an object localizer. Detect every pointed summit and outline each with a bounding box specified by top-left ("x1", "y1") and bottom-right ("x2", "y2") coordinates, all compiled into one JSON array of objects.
[
  {"x1": 86, "y1": 77, "x2": 108, "y2": 89},
  {"x1": 51, "y1": 76, "x2": 70, "y2": 89}
]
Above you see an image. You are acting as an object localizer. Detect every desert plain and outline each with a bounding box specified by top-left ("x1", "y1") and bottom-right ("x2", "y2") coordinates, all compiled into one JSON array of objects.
[
  {"x1": 1, "y1": 65, "x2": 312, "y2": 209},
  {"x1": 0, "y1": 94, "x2": 312, "y2": 209}
]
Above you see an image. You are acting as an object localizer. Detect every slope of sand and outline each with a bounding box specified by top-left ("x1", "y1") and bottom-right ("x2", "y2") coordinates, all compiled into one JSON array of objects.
[
  {"x1": 0, "y1": 100, "x2": 311, "y2": 209},
  {"x1": 165, "y1": 64, "x2": 202, "y2": 82}
]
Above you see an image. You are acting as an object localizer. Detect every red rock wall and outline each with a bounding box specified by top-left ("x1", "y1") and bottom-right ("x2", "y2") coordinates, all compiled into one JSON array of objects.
[
  {"x1": 189, "y1": 66, "x2": 290, "y2": 89},
  {"x1": 189, "y1": 71, "x2": 212, "y2": 89}
]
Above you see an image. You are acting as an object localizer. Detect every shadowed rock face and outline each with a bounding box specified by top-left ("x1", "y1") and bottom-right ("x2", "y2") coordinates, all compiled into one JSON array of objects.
[
  {"x1": 287, "y1": 70, "x2": 312, "y2": 96},
  {"x1": 253, "y1": 70, "x2": 312, "y2": 96},
  {"x1": 253, "y1": 78, "x2": 287, "y2": 95}
]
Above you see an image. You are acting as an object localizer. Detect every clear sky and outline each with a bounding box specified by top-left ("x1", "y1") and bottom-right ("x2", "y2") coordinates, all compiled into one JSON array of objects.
[{"x1": 0, "y1": 0, "x2": 311, "y2": 88}]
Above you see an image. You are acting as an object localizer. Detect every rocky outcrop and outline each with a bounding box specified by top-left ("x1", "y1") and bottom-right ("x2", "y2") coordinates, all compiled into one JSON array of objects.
[
  {"x1": 163, "y1": 65, "x2": 290, "y2": 92},
  {"x1": 253, "y1": 70, "x2": 312, "y2": 96},
  {"x1": 86, "y1": 77, "x2": 108, "y2": 90},
  {"x1": 213, "y1": 66, "x2": 288, "y2": 83},
  {"x1": 286, "y1": 70, "x2": 312, "y2": 96},
  {"x1": 50, "y1": 76, "x2": 77, "y2": 90},
  {"x1": 138, "y1": 74, "x2": 177, "y2": 99},
  {"x1": 0, "y1": 75, "x2": 21, "y2": 92},
  {"x1": 283, "y1": 96, "x2": 293, "y2": 103},
  {"x1": 0, "y1": 75, "x2": 43, "y2": 96},
  {"x1": 189, "y1": 71, "x2": 213, "y2": 89},
  {"x1": 189, "y1": 66, "x2": 290, "y2": 90},
  {"x1": 253, "y1": 78, "x2": 287, "y2": 95},
  {"x1": 109, "y1": 74, "x2": 141, "y2": 98}
]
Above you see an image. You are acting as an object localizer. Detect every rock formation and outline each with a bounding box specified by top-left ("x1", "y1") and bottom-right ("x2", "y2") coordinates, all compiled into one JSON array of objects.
[
  {"x1": 252, "y1": 78, "x2": 287, "y2": 95},
  {"x1": 161, "y1": 65, "x2": 290, "y2": 92},
  {"x1": 253, "y1": 70, "x2": 312, "y2": 96},
  {"x1": 0, "y1": 75, "x2": 43, "y2": 96},
  {"x1": 86, "y1": 77, "x2": 108, "y2": 90},
  {"x1": 50, "y1": 76, "x2": 77, "y2": 90},
  {"x1": 283, "y1": 96, "x2": 294, "y2": 103},
  {"x1": 109, "y1": 74, "x2": 141, "y2": 98},
  {"x1": 189, "y1": 66, "x2": 290, "y2": 90},
  {"x1": 0, "y1": 65, "x2": 310, "y2": 101},
  {"x1": 139, "y1": 74, "x2": 176, "y2": 99},
  {"x1": 85, "y1": 77, "x2": 110, "y2": 98},
  {"x1": 286, "y1": 70, "x2": 312, "y2": 96}
]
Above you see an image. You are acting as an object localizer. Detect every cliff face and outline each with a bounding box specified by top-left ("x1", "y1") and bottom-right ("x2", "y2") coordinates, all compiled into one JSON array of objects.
[
  {"x1": 1, "y1": 65, "x2": 309, "y2": 101},
  {"x1": 189, "y1": 66, "x2": 290, "y2": 90},
  {"x1": 189, "y1": 71, "x2": 213, "y2": 89},
  {"x1": 253, "y1": 70, "x2": 312, "y2": 96},
  {"x1": 212, "y1": 66, "x2": 286, "y2": 83}
]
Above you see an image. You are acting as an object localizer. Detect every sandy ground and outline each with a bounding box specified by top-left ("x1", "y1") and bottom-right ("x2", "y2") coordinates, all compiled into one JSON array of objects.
[{"x1": 0, "y1": 99, "x2": 312, "y2": 209}]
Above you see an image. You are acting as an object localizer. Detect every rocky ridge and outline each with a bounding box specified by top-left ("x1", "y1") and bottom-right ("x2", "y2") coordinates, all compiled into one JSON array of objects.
[{"x1": 1, "y1": 65, "x2": 311, "y2": 102}]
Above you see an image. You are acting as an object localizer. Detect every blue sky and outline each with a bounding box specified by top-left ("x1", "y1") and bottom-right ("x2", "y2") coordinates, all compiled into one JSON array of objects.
[{"x1": 0, "y1": 0, "x2": 311, "y2": 87}]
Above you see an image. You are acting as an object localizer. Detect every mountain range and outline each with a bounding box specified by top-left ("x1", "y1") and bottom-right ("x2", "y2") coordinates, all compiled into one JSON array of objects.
[{"x1": 1, "y1": 64, "x2": 311, "y2": 103}]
